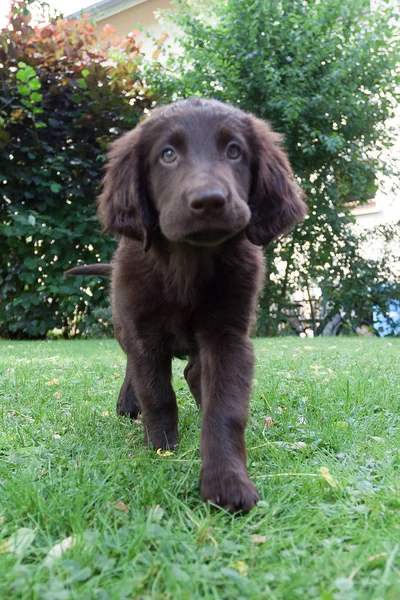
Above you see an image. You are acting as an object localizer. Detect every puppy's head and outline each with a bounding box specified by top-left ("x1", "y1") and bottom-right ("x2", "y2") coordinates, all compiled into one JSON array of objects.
[{"x1": 97, "y1": 98, "x2": 306, "y2": 249}]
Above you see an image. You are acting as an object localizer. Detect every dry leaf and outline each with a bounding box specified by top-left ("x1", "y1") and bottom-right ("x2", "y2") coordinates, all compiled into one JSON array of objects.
[
  {"x1": 264, "y1": 416, "x2": 276, "y2": 427},
  {"x1": 44, "y1": 536, "x2": 77, "y2": 567},
  {"x1": 47, "y1": 378, "x2": 59, "y2": 385},
  {"x1": 232, "y1": 561, "x2": 248, "y2": 576},
  {"x1": 319, "y1": 466, "x2": 339, "y2": 489},
  {"x1": 348, "y1": 552, "x2": 388, "y2": 580},
  {"x1": 251, "y1": 535, "x2": 267, "y2": 544},
  {"x1": 114, "y1": 501, "x2": 129, "y2": 513},
  {"x1": 0, "y1": 528, "x2": 35, "y2": 557},
  {"x1": 152, "y1": 505, "x2": 164, "y2": 521},
  {"x1": 54, "y1": 391, "x2": 61, "y2": 399},
  {"x1": 291, "y1": 442, "x2": 307, "y2": 450},
  {"x1": 101, "y1": 411, "x2": 110, "y2": 417},
  {"x1": 156, "y1": 449, "x2": 174, "y2": 456}
]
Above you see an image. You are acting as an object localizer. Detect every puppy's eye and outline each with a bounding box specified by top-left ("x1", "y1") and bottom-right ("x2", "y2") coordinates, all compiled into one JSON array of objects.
[
  {"x1": 161, "y1": 147, "x2": 177, "y2": 163},
  {"x1": 226, "y1": 143, "x2": 242, "y2": 160}
]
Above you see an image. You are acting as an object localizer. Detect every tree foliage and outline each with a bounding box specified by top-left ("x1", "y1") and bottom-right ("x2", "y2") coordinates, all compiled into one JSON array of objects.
[
  {"x1": 150, "y1": 0, "x2": 400, "y2": 335},
  {"x1": 0, "y1": 1, "x2": 152, "y2": 338}
]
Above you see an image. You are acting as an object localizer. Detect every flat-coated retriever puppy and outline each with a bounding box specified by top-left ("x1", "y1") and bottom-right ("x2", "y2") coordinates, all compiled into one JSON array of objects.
[{"x1": 66, "y1": 98, "x2": 306, "y2": 512}]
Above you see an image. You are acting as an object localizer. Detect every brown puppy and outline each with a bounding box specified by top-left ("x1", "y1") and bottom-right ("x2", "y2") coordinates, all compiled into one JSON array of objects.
[{"x1": 66, "y1": 98, "x2": 306, "y2": 512}]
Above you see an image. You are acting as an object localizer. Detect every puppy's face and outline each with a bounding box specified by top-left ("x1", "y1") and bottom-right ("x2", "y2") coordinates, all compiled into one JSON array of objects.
[
  {"x1": 97, "y1": 98, "x2": 307, "y2": 249},
  {"x1": 145, "y1": 107, "x2": 253, "y2": 246}
]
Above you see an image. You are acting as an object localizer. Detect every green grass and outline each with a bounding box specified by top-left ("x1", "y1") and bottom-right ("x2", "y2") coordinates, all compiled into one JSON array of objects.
[{"x1": 1, "y1": 338, "x2": 400, "y2": 600}]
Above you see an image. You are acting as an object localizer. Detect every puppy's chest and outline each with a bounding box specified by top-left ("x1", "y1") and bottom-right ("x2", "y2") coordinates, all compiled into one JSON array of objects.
[
  {"x1": 137, "y1": 272, "x2": 212, "y2": 355},
  {"x1": 159, "y1": 278, "x2": 206, "y2": 354}
]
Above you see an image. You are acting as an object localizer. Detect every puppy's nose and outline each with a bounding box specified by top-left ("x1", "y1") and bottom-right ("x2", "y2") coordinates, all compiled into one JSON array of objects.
[{"x1": 188, "y1": 189, "x2": 227, "y2": 215}]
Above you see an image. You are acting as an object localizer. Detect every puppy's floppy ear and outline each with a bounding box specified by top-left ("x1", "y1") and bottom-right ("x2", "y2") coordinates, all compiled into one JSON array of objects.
[
  {"x1": 246, "y1": 115, "x2": 307, "y2": 247},
  {"x1": 97, "y1": 125, "x2": 158, "y2": 251}
]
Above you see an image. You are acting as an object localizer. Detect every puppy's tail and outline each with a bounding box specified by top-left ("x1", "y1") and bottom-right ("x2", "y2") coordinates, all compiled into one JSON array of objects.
[{"x1": 64, "y1": 264, "x2": 112, "y2": 278}]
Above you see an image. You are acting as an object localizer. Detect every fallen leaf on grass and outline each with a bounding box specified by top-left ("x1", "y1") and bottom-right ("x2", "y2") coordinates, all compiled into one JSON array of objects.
[
  {"x1": 101, "y1": 411, "x2": 110, "y2": 417},
  {"x1": 54, "y1": 391, "x2": 61, "y2": 399},
  {"x1": 114, "y1": 501, "x2": 129, "y2": 513},
  {"x1": 231, "y1": 561, "x2": 248, "y2": 576},
  {"x1": 250, "y1": 535, "x2": 267, "y2": 544},
  {"x1": 151, "y1": 505, "x2": 164, "y2": 521},
  {"x1": 264, "y1": 416, "x2": 276, "y2": 427},
  {"x1": 0, "y1": 527, "x2": 35, "y2": 557},
  {"x1": 276, "y1": 371, "x2": 292, "y2": 378},
  {"x1": 44, "y1": 536, "x2": 77, "y2": 567},
  {"x1": 334, "y1": 421, "x2": 349, "y2": 429},
  {"x1": 291, "y1": 442, "x2": 307, "y2": 450},
  {"x1": 156, "y1": 449, "x2": 174, "y2": 456},
  {"x1": 335, "y1": 453, "x2": 346, "y2": 461},
  {"x1": 348, "y1": 552, "x2": 388, "y2": 580},
  {"x1": 46, "y1": 379, "x2": 59, "y2": 385},
  {"x1": 319, "y1": 467, "x2": 339, "y2": 489},
  {"x1": 369, "y1": 436, "x2": 384, "y2": 443}
]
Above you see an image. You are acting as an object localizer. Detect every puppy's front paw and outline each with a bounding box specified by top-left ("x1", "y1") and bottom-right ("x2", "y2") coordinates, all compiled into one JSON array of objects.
[{"x1": 201, "y1": 468, "x2": 259, "y2": 513}]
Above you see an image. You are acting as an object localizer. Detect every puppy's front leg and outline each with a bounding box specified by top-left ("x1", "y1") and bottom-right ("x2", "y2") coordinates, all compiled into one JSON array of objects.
[
  {"x1": 127, "y1": 350, "x2": 178, "y2": 450},
  {"x1": 197, "y1": 331, "x2": 259, "y2": 513}
]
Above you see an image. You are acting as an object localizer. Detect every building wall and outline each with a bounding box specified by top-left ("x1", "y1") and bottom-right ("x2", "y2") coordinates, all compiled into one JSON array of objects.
[{"x1": 94, "y1": 0, "x2": 170, "y2": 50}]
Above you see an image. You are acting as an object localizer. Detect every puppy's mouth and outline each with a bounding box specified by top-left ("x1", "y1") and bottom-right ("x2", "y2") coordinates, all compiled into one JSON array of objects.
[{"x1": 184, "y1": 228, "x2": 232, "y2": 246}]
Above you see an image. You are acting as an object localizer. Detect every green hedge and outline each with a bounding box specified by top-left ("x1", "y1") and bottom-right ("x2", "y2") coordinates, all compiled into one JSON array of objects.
[{"x1": 0, "y1": 3, "x2": 152, "y2": 338}]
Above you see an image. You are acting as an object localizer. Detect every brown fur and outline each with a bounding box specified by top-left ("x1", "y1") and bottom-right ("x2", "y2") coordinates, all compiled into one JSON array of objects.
[{"x1": 66, "y1": 98, "x2": 306, "y2": 512}]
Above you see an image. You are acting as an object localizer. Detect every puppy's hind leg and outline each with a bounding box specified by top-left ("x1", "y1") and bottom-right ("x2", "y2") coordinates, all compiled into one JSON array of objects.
[
  {"x1": 117, "y1": 363, "x2": 141, "y2": 419},
  {"x1": 184, "y1": 355, "x2": 202, "y2": 408}
]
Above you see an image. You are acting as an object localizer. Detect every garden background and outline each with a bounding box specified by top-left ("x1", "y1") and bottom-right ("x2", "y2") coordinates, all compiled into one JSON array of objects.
[
  {"x1": 1, "y1": 1, "x2": 400, "y2": 599},
  {"x1": 1, "y1": 0, "x2": 399, "y2": 340}
]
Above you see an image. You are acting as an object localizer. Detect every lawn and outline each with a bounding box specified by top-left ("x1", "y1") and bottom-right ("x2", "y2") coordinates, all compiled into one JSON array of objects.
[{"x1": 0, "y1": 338, "x2": 399, "y2": 600}]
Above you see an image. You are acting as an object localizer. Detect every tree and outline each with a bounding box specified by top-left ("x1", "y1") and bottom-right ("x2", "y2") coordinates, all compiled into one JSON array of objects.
[
  {"x1": 148, "y1": 0, "x2": 400, "y2": 334},
  {"x1": 0, "y1": 1, "x2": 152, "y2": 338}
]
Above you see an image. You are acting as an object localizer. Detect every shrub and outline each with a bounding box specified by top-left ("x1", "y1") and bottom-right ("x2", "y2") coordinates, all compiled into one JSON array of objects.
[{"x1": 0, "y1": 1, "x2": 152, "y2": 338}]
